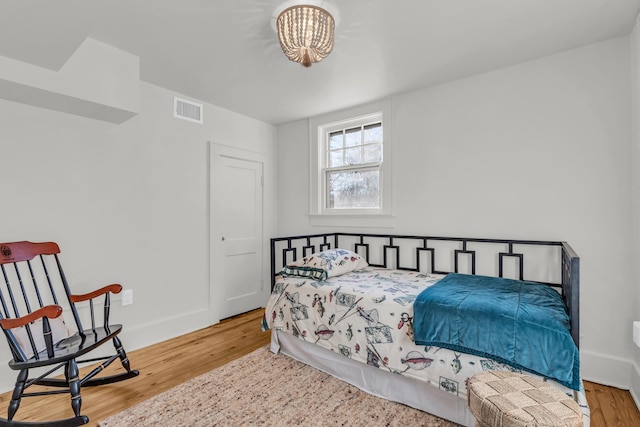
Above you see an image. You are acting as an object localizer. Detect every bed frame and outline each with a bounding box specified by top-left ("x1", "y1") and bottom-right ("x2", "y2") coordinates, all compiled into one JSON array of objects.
[{"x1": 270, "y1": 232, "x2": 580, "y2": 348}]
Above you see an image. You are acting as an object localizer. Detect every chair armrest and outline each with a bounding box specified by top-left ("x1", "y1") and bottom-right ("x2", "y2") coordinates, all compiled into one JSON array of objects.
[
  {"x1": 0, "y1": 305, "x2": 63, "y2": 330},
  {"x1": 69, "y1": 284, "x2": 122, "y2": 303}
]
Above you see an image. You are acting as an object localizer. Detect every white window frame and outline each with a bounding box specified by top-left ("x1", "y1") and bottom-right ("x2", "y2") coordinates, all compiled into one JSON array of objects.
[{"x1": 309, "y1": 99, "x2": 394, "y2": 228}]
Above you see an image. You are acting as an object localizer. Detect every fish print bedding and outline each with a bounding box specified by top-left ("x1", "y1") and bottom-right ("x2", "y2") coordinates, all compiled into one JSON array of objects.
[{"x1": 262, "y1": 263, "x2": 581, "y2": 400}]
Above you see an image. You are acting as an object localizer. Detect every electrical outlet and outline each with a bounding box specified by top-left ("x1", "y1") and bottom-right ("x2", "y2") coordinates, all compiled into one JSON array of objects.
[{"x1": 122, "y1": 289, "x2": 133, "y2": 306}]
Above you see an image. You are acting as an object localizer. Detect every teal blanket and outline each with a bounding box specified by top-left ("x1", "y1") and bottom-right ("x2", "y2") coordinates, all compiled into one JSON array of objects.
[{"x1": 413, "y1": 273, "x2": 581, "y2": 390}]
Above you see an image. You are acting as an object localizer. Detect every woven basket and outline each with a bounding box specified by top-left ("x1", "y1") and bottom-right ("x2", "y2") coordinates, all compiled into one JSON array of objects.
[{"x1": 468, "y1": 371, "x2": 582, "y2": 427}]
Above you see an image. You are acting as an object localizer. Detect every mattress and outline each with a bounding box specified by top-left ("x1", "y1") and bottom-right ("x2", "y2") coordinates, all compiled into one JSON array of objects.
[{"x1": 262, "y1": 267, "x2": 590, "y2": 425}]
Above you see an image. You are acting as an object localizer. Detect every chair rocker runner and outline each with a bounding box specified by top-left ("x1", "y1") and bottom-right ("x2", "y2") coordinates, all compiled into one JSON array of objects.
[{"x1": 0, "y1": 241, "x2": 139, "y2": 426}]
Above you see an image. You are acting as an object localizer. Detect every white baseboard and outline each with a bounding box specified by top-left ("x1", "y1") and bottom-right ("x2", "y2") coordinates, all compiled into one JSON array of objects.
[
  {"x1": 118, "y1": 307, "x2": 211, "y2": 352},
  {"x1": 0, "y1": 307, "x2": 212, "y2": 394},
  {"x1": 631, "y1": 361, "x2": 640, "y2": 411},
  {"x1": 564, "y1": 350, "x2": 640, "y2": 413},
  {"x1": 580, "y1": 349, "x2": 633, "y2": 390}
]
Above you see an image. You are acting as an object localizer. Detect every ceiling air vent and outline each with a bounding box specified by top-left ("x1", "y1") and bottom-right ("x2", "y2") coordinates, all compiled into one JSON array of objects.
[{"x1": 173, "y1": 97, "x2": 203, "y2": 124}]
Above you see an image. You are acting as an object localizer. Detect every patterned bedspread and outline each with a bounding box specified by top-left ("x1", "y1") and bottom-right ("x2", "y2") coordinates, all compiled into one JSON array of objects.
[{"x1": 262, "y1": 267, "x2": 582, "y2": 400}]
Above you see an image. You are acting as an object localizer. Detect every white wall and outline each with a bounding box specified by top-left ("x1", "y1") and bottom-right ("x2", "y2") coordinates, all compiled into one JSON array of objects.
[
  {"x1": 0, "y1": 38, "x2": 140, "y2": 123},
  {"x1": 276, "y1": 36, "x2": 634, "y2": 388},
  {"x1": 631, "y1": 14, "x2": 640, "y2": 406},
  {"x1": 0, "y1": 81, "x2": 276, "y2": 392}
]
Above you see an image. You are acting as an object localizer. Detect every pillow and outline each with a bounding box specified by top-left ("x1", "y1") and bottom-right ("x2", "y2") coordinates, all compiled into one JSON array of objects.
[
  {"x1": 280, "y1": 248, "x2": 368, "y2": 280},
  {"x1": 11, "y1": 315, "x2": 71, "y2": 360}
]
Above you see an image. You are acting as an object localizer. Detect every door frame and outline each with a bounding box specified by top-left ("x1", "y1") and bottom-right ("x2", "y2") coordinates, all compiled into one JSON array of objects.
[{"x1": 209, "y1": 142, "x2": 267, "y2": 325}]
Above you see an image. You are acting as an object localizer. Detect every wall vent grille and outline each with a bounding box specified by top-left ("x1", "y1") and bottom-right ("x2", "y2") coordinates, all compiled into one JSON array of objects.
[{"x1": 174, "y1": 97, "x2": 203, "y2": 123}]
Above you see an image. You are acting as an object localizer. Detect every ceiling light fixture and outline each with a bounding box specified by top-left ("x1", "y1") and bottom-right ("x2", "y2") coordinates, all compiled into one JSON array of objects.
[{"x1": 273, "y1": 1, "x2": 338, "y2": 68}]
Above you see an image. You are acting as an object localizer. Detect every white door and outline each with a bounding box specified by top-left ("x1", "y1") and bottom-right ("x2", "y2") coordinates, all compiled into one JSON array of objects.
[{"x1": 210, "y1": 144, "x2": 264, "y2": 321}]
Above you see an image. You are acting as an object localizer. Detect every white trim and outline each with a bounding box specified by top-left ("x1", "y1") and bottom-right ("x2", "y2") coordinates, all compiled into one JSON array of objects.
[
  {"x1": 209, "y1": 142, "x2": 268, "y2": 325},
  {"x1": 0, "y1": 307, "x2": 210, "y2": 393},
  {"x1": 120, "y1": 307, "x2": 210, "y2": 350},
  {"x1": 631, "y1": 360, "x2": 640, "y2": 412},
  {"x1": 309, "y1": 213, "x2": 396, "y2": 228},
  {"x1": 321, "y1": 117, "x2": 382, "y2": 213},
  {"x1": 309, "y1": 98, "x2": 393, "y2": 228},
  {"x1": 580, "y1": 349, "x2": 633, "y2": 390}
]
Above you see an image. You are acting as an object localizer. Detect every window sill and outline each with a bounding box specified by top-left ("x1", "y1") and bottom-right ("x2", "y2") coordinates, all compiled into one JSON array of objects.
[{"x1": 308, "y1": 213, "x2": 396, "y2": 228}]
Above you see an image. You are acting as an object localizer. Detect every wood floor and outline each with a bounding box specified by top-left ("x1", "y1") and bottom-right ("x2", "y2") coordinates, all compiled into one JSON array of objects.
[
  {"x1": 584, "y1": 380, "x2": 640, "y2": 427},
  {"x1": 0, "y1": 309, "x2": 637, "y2": 426}
]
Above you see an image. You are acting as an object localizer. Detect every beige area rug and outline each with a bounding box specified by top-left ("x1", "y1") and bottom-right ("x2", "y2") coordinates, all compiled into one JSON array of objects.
[{"x1": 99, "y1": 346, "x2": 460, "y2": 426}]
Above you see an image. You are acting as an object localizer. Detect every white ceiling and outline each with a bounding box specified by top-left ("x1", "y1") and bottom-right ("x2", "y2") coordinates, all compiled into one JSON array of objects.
[{"x1": 0, "y1": 0, "x2": 638, "y2": 125}]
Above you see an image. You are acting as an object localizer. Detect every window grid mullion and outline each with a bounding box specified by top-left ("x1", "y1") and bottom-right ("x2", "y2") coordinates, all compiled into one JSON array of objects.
[
  {"x1": 321, "y1": 116, "x2": 383, "y2": 211},
  {"x1": 361, "y1": 125, "x2": 365, "y2": 164},
  {"x1": 342, "y1": 130, "x2": 346, "y2": 166},
  {"x1": 324, "y1": 163, "x2": 381, "y2": 174}
]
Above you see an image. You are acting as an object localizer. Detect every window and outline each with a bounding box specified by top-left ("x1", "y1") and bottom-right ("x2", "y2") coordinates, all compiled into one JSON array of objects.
[
  {"x1": 325, "y1": 122, "x2": 382, "y2": 209},
  {"x1": 309, "y1": 99, "x2": 394, "y2": 227}
]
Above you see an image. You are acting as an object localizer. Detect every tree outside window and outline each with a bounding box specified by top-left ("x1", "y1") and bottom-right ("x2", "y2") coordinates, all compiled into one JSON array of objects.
[{"x1": 325, "y1": 122, "x2": 382, "y2": 210}]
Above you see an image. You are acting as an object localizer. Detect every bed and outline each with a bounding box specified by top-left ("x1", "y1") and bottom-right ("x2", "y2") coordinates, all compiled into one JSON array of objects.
[{"x1": 262, "y1": 233, "x2": 589, "y2": 426}]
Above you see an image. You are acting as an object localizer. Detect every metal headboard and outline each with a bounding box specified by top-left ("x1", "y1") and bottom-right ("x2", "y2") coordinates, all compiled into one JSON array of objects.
[{"x1": 270, "y1": 232, "x2": 580, "y2": 348}]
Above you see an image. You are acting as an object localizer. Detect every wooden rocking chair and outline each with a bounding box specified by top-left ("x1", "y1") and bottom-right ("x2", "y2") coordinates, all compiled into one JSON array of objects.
[{"x1": 0, "y1": 241, "x2": 139, "y2": 426}]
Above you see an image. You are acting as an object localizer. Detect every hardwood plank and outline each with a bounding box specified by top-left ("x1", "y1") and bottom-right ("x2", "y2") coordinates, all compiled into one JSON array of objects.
[
  {"x1": 0, "y1": 310, "x2": 638, "y2": 427},
  {"x1": 0, "y1": 309, "x2": 271, "y2": 426},
  {"x1": 583, "y1": 380, "x2": 640, "y2": 427},
  {"x1": 594, "y1": 384, "x2": 619, "y2": 426},
  {"x1": 584, "y1": 381, "x2": 607, "y2": 427},
  {"x1": 592, "y1": 381, "x2": 620, "y2": 426},
  {"x1": 610, "y1": 385, "x2": 640, "y2": 427}
]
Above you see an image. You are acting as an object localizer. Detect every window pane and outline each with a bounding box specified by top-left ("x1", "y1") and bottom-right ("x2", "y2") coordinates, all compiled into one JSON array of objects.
[
  {"x1": 363, "y1": 123, "x2": 382, "y2": 144},
  {"x1": 329, "y1": 150, "x2": 344, "y2": 167},
  {"x1": 329, "y1": 131, "x2": 343, "y2": 150},
  {"x1": 363, "y1": 143, "x2": 382, "y2": 163},
  {"x1": 345, "y1": 147, "x2": 362, "y2": 165},
  {"x1": 344, "y1": 128, "x2": 361, "y2": 147},
  {"x1": 326, "y1": 169, "x2": 380, "y2": 209}
]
